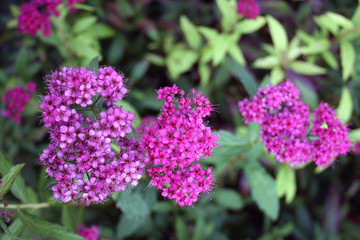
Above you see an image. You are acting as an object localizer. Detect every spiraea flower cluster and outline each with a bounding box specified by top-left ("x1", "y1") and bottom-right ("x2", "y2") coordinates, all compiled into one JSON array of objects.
[
  {"x1": 238, "y1": 81, "x2": 350, "y2": 167},
  {"x1": 237, "y1": 0, "x2": 260, "y2": 19},
  {"x1": 77, "y1": 225, "x2": 108, "y2": 240},
  {"x1": 18, "y1": 0, "x2": 84, "y2": 37},
  {"x1": 141, "y1": 85, "x2": 218, "y2": 207},
  {"x1": 1, "y1": 82, "x2": 37, "y2": 123},
  {"x1": 39, "y1": 66, "x2": 144, "y2": 206}
]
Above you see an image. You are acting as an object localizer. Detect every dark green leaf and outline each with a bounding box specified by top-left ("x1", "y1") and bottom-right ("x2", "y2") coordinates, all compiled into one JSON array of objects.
[
  {"x1": 1, "y1": 219, "x2": 25, "y2": 240},
  {"x1": 61, "y1": 206, "x2": 83, "y2": 233},
  {"x1": 214, "y1": 189, "x2": 244, "y2": 210},
  {"x1": 17, "y1": 210, "x2": 86, "y2": 240},
  {"x1": 87, "y1": 57, "x2": 100, "y2": 73}
]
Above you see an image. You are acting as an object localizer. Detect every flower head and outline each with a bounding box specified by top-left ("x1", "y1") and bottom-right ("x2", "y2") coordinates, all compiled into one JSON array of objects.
[
  {"x1": 141, "y1": 85, "x2": 218, "y2": 206},
  {"x1": 237, "y1": 0, "x2": 260, "y2": 19},
  {"x1": 40, "y1": 66, "x2": 144, "y2": 205}
]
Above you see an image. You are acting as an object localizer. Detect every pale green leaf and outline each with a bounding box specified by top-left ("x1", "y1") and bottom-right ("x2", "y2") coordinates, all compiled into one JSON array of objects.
[
  {"x1": 17, "y1": 210, "x2": 86, "y2": 240},
  {"x1": 94, "y1": 23, "x2": 115, "y2": 39},
  {"x1": 289, "y1": 61, "x2": 326, "y2": 75},
  {"x1": 165, "y1": 45, "x2": 198, "y2": 80},
  {"x1": 180, "y1": 16, "x2": 202, "y2": 49},
  {"x1": 276, "y1": 164, "x2": 296, "y2": 204},
  {"x1": 214, "y1": 189, "x2": 244, "y2": 210},
  {"x1": 216, "y1": 0, "x2": 238, "y2": 32},
  {"x1": 212, "y1": 35, "x2": 232, "y2": 66},
  {"x1": 325, "y1": 12, "x2": 353, "y2": 29},
  {"x1": 198, "y1": 63, "x2": 211, "y2": 87},
  {"x1": 253, "y1": 55, "x2": 279, "y2": 69},
  {"x1": 228, "y1": 44, "x2": 246, "y2": 65},
  {"x1": 300, "y1": 39, "x2": 330, "y2": 55},
  {"x1": 73, "y1": 16, "x2": 98, "y2": 34},
  {"x1": 236, "y1": 17, "x2": 266, "y2": 34},
  {"x1": 340, "y1": 41, "x2": 356, "y2": 81},
  {"x1": 348, "y1": 129, "x2": 360, "y2": 142},
  {"x1": 321, "y1": 51, "x2": 338, "y2": 70},
  {"x1": 336, "y1": 86, "x2": 353, "y2": 124},
  {"x1": 314, "y1": 15, "x2": 339, "y2": 34},
  {"x1": 266, "y1": 15, "x2": 288, "y2": 51},
  {"x1": 270, "y1": 67, "x2": 285, "y2": 85},
  {"x1": 245, "y1": 160, "x2": 279, "y2": 220},
  {"x1": 144, "y1": 53, "x2": 165, "y2": 67}
]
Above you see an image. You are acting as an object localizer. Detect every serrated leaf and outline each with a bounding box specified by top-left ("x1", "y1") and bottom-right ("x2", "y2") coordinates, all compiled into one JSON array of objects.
[
  {"x1": 17, "y1": 210, "x2": 86, "y2": 240},
  {"x1": 1, "y1": 219, "x2": 25, "y2": 240},
  {"x1": 336, "y1": 86, "x2": 353, "y2": 124},
  {"x1": 0, "y1": 219, "x2": 24, "y2": 240},
  {"x1": 289, "y1": 61, "x2": 326, "y2": 75},
  {"x1": 0, "y1": 153, "x2": 27, "y2": 202},
  {"x1": 266, "y1": 15, "x2": 288, "y2": 51},
  {"x1": 253, "y1": 55, "x2": 280, "y2": 69},
  {"x1": 245, "y1": 159, "x2": 279, "y2": 220},
  {"x1": 214, "y1": 189, "x2": 243, "y2": 210},
  {"x1": 180, "y1": 16, "x2": 202, "y2": 49},
  {"x1": 340, "y1": 41, "x2": 356, "y2": 81},
  {"x1": 236, "y1": 17, "x2": 266, "y2": 34},
  {"x1": 0, "y1": 164, "x2": 25, "y2": 198},
  {"x1": 276, "y1": 164, "x2": 296, "y2": 204},
  {"x1": 116, "y1": 192, "x2": 150, "y2": 239},
  {"x1": 226, "y1": 58, "x2": 258, "y2": 97},
  {"x1": 73, "y1": 16, "x2": 98, "y2": 34}
]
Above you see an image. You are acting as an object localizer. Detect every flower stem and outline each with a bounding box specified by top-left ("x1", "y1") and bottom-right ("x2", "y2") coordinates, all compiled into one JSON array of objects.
[{"x1": 1, "y1": 202, "x2": 49, "y2": 209}]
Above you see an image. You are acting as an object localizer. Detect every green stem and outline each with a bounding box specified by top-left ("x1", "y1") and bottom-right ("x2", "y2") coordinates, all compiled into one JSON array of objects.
[{"x1": 1, "y1": 202, "x2": 49, "y2": 209}]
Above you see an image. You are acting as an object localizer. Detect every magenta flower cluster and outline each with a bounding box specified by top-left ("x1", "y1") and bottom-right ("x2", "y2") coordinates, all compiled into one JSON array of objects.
[
  {"x1": 1, "y1": 82, "x2": 37, "y2": 123},
  {"x1": 238, "y1": 82, "x2": 351, "y2": 167},
  {"x1": 39, "y1": 66, "x2": 144, "y2": 206},
  {"x1": 141, "y1": 85, "x2": 218, "y2": 207},
  {"x1": 18, "y1": 0, "x2": 84, "y2": 37},
  {"x1": 77, "y1": 225, "x2": 108, "y2": 240},
  {"x1": 237, "y1": 0, "x2": 260, "y2": 19}
]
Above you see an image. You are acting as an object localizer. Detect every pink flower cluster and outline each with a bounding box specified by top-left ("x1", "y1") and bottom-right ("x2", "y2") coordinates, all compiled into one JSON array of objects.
[
  {"x1": 39, "y1": 66, "x2": 145, "y2": 206},
  {"x1": 141, "y1": 85, "x2": 218, "y2": 206},
  {"x1": 1, "y1": 82, "x2": 37, "y2": 123},
  {"x1": 77, "y1": 225, "x2": 108, "y2": 240},
  {"x1": 18, "y1": 0, "x2": 84, "y2": 37},
  {"x1": 237, "y1": 0, "x2": 260, "y2": 19},
  {"x1": 238, "y1": 82, "x2": 351, "y2": 167}
]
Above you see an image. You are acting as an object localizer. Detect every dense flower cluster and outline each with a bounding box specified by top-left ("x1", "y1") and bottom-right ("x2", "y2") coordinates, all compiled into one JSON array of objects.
[
  {"x1": 141, "y1": 85, "x2": 218, "y2": 206},
  {"x1": 77, "y1": 225, "x2": 108, "y2": 240},
  {"x1": 237, "y1": 0, "x2": 260, "y2": 19},
  {"x1": 1, "y1": 82, "x2": 37, "y2": 123},
  {"x1": 0, "y1": 181, "x2": 14, "y2": 224},
  {"x1": 238, "y1": 81, "x2": 351, "y2": 167},
  {"x1": 39, "y1": 66, "x2": 144, "y2": 205},
  {"x1": 18, "y1": 0, "x2": 84, "y2": 37}
]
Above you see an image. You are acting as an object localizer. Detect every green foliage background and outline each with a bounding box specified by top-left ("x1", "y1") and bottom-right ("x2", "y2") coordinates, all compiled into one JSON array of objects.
[{"x1": 1, "y1": 0, "x2": 360, "y2": 239}]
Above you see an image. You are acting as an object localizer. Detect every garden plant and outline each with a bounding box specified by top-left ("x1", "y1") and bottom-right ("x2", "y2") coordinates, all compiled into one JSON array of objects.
[{"x1": 1, "y1": 0, "x2": 360, "y2": 239}]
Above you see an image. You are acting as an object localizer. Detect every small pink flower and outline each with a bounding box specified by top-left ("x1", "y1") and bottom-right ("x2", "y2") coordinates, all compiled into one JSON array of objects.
[
  {"x1": 237, "y1": 0, "x2": 260, "y2": 19},
  {"x1": 77, "y1": 225, "x2": 99, "y2": 240}
]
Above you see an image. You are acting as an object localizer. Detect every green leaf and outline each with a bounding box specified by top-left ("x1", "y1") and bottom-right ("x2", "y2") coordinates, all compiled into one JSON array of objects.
[
  {"x1": 214, "y1": 189, "x2": 244, "y2": 210},
  {"x1": 348, "y1": 129, "x2": 360, "y2": 142},
  {"x1": 266, "y1": 15, "x2": 288, "y2": 51},
  {"x1": 340, "y1": 41, "x2": 356, "y2": 81},
  {"x1": 228, "y1": 44, "x2": 246, "y2": 65},
  {"x1": 198, "y1": 63, "x2": 211, "y2": 87},
  {"x1": 276, "y1": 164, "x2": 296, "y2": 204},
  {"x1": 226, "y1": 58, "x2": 258, "y2": 97},
  {"x1": 0, "y1": 153, "x2": 27, "y2": 202},
  {"x1": 300, "y1": 39, "x2": 330, "y2": 55},
  {"x1": 94, "y1": 23, "x2": 115, "y2": 39},
  {"x1": 61, "y1": 206, "x2": 83, "y2": 233},
  {"x1": 216, "y1": 0, "x2": 238, "y2": 32},
  {"x1": 270, "y1": 67, "x2": 285, "y2": 85},
  {"x1": 175, "y1": 217, "x2": 190, "y2": 240},
  {"x1": 253, "y1": 55, "x2": 280, "y2": 69},
  {"x1": 144, "y1": 53, "x2": 165, "y2": 67},
  {"x1": 113, "y1": 100, "x2": 142, "y2": 128},
  {"x1": 0, "y1": 219, "x2": 24, "y2": 240},
  {"x1": 314, "y1": 15, "x2": 339, "y2": 34},
  {"x1": 17, "y1": 210, "x2": 86, "y2": 240},
  {"x1": 245, "y1": 159, "x2": 279, "y2": 220},
  {"x1": 295, "y1": 80, "x2": 319, "y2": 109},
  {"x1": 325, "y1": 12, "x2": 353, "y2": 29},
  {"x1": 87, "y1": 57, "x2": 99, "y2": 73},
  {"x1": 73, "y1": 16, "x2": 98, "y2": 34},
  {"x1": 212, "y1": 35, "x2": 232, "y2": 66},
  {"x1": 116, "y1": 192, "x2": 150, "y2": 239},
  {"x1": 236, "y1": 17, "x2": 266, "y2": 34},
  {"x1": 1, "y1": 219, "x2": 25, "y2": 240},
  {"x1": 166, "y1": 45, "x2": 198, "y2": 80},
  {"x1": 0, "y1": 164, "x2": 25, "y2": 198},
  {"x1": 336, "y1": 86, "x2": 353, "y2": 124},
  {"x1": 180, "y1": 16, "x2": 202, "y2": 49},
  {"x1": 130, "y1": 60, "x2": 149, "y2": 82},
  {"x1": 289, "y1": 61, "x2": 326, "y2": 75},
  {"x1": 321, "y1": 52, "x2": 338, "y2": 70}
]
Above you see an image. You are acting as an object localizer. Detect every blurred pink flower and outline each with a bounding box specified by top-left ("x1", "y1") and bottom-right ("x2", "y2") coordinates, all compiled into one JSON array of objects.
[{"x1": 237, "y1": 0, "x2": 260, "y2": 19}]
